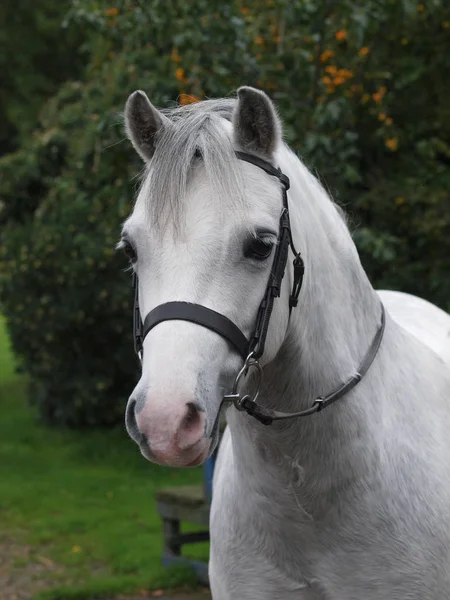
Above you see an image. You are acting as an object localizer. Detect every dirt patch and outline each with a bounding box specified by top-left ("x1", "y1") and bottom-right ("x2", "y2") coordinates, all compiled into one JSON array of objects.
[
  {"x1": 0, "y1": 538, "x2": 65, "y2": 600},
  {"x1": 0, "y1": 538, "x2": 212, "y2": 600}
]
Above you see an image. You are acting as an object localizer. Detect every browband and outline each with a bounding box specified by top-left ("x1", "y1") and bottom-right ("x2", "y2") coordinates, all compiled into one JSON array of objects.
[{"x1": 235, "y1": 151, "x2": 291, "y2": 191}]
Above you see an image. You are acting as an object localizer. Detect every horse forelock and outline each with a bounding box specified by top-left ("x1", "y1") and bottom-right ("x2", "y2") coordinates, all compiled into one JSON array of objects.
[
  {"x1": 137, "y1": 98, "x2": 250, "y2": 234},
  {"x1": 136, "y1": 95, "x2": 351, "y2": 246}
]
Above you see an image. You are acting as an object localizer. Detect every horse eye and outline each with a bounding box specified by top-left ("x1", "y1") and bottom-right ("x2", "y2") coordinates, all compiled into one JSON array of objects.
[
  {"x1": 244, "y1": 237, "x2": 274, "y2": 260},
  {"x1": 122, "y1": 241, "x2": 137, "y2": 262}
]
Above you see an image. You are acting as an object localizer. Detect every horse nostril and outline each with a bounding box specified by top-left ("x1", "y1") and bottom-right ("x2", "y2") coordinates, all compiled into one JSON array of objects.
[
  {"x1": 173, "y1": 402, "x2": 206, "y2": 451},
  {"x1": 125, "y1": 398, "x2": 141, "y2": 442},
  {"x1": 181, "y1": 402, "x2": 203, "y2": 434}
]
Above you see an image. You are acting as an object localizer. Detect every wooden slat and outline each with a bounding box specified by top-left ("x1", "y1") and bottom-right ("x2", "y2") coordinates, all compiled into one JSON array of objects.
[
  {"x1": 156, "y1": 485, "x2": 205, "y2": 506},
  {"x1": 156, "y1": 501, "x2": 210, "y2": 526}
]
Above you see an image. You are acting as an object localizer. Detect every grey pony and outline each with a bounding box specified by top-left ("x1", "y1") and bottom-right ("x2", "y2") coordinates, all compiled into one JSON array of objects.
[
  {"x1": 210, "y1": 91, "x2": 450, "y2": 600},
  {"x1": 122, "y1": 86, "x2": 450, "y2": 599}
]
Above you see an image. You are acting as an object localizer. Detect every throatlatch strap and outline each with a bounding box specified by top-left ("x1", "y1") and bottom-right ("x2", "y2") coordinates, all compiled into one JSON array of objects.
[
  {"x1": 238, "y1": 303, "x2": 386, "y2": 425},
  {"x1": 142, "y1": 301, "x2": 250, "y2": 359}
]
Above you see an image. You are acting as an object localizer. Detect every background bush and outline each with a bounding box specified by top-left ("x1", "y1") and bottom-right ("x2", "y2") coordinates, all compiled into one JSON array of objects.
[
  {"x1": 0, "y1": 0, "x2": 449, "y2": 427},
  {"x1": 0, "y1": 0, "x2": 85, "y2": 155}
]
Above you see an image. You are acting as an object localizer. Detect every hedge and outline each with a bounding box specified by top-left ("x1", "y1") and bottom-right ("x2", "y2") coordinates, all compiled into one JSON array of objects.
[{"x1": 0, "y1": 0, "x2": 448, "y2": 426}]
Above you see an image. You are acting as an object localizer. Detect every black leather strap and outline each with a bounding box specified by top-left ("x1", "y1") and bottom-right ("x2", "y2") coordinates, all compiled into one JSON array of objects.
[
  {"x1": 142, "y1": 301, "x2": 250, "y2": 359},
  {"x1": 235, "y1": 151, "x2": 291, "y2": 190},
  {"x1": 132, "y1": 271, "x2": 144, "y2": 357},
  {"x1": 235, "y1": 152, "x2": 305, "y2": 351},
  {"x1": 314, "y1": 301, "x2": 386, "y2": 411},
  {"x1": 238, "y1": 303, "x2": 386, "y2": 425}
]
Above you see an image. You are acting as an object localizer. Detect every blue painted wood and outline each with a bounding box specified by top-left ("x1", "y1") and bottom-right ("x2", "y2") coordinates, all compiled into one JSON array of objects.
[
  {"x1": 159, "y1": 451, "x2": 217, "y2": 586},
  {"x1": 202, "y1": 449, "x2": 217, "y2": 504}
]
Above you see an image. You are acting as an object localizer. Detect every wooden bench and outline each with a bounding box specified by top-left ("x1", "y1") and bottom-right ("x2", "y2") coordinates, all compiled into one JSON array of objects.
[{"x1": 155, "y1": 452, "x2": 217, "y2": 585}]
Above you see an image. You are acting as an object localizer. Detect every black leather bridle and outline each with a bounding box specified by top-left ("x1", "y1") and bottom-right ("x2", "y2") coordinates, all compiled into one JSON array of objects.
[{"x1": 131, "y1": 151, "x2": 385, "y2": 426}]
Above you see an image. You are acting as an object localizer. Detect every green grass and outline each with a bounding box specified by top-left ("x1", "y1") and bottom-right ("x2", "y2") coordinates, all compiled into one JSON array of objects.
[{"x1": 0, "y1": 316, "x2": 209, "y2": 599}]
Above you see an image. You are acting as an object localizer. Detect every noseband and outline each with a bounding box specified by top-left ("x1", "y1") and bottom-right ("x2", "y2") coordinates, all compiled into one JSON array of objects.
[{"x1": 131, "y1": 151, "x2": 385, "y2": 426}]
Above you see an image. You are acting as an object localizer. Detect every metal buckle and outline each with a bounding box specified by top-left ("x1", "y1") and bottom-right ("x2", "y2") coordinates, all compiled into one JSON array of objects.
[{"x1": 223, "y1": 352, "x2": 263, "y2": 410}]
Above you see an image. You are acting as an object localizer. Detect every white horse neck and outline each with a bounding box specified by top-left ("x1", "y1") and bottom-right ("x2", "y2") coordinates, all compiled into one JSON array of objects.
[
  {"x1": 282, "y1": 146, "x2": 382, "y2": 398},
  {"x1": 227, "y1": 146, "x2": 384, "y2": 481}
]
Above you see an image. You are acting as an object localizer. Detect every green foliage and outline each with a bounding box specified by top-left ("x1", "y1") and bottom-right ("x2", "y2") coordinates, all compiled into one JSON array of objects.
[
  {"x1": 0, "y1": 0, "x2": 85, "y2": 154},
  {"x1": 0, "y1": 81, "x2": 142, "y2": 426},
  {"x1": 0, "y1": 0, "x2": 449, "y2": 426}
]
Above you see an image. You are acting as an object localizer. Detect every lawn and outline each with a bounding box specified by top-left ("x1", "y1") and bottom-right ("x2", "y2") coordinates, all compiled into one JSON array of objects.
[{"x1": 0, "y1": 316, "x2": 209, "y2": 599}]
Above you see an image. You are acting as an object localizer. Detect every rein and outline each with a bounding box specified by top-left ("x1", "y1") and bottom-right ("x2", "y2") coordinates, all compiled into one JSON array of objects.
[{"x1": 132, "y1": 151, "x2": 385, "y2": 426}]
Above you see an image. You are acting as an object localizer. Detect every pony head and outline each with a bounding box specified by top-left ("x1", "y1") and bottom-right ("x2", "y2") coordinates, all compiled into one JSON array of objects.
[{"x1": 121, "y1": 87, "x2": 293, "y2": 466}]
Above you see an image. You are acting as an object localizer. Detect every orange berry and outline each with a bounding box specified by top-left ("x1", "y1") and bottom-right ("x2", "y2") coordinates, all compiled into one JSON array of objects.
[
  {"x1": 180, "y1": 94, "x2": 200, "y2": 106},
  {"x1": 338, "y1": 68, "x2": 353, "y2": 79},
  {"x1": 385, "y1": 137, "x2": 399, "y2": 151},
  {"x1": 171, "y1": 48, "x2": 182, "y2": 63},
  {"x1": 320, "y1": 50, "x2": 334, "y2": 63},
  {"x1": 175, "y1": 68, "x2": 187, "y2": 83}
]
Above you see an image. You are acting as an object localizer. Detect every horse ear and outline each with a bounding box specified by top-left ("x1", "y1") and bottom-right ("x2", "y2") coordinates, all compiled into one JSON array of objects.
[
  {"x1": 124, "y1": 90, "x2": 171, "y2": 161},
  {"x1": 232, "y1": 86, "x2": 282, "y2": 157}
]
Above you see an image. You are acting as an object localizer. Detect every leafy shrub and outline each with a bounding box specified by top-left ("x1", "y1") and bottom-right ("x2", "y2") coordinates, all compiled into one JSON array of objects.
[
  {"x1": 0, "y1": 0, "x2": 85, "y2": 154},
  {"x1": 0, "y1": 0, "x2": 448, "y2": 426},
  {"x1": 0, "y1": 85, "x2": 141, "y2": 426}
]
